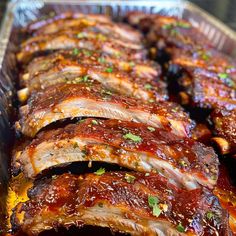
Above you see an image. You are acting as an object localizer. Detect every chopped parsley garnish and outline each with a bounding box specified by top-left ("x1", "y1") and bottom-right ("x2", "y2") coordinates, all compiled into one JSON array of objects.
[
  {"x1": 97, "y1": 34, "x2": 106, "y2": 41},
  {"x1": 124, "y1": 173, "x2": 136, "y2": 183},
  {"x1": 83, "y1": 50, "x2": 92, "y2": 56},
  {"x1": 148, "y1": 196, "x2": 161, "y2": 217},
  {"x1": 148, "y1": 99, "x2": 155, "y2": 103},
  {"x1": 162, "y1": 21, "x2": 191, "y2": 30},
  {"x1": 162, "y1": 24, "x2": 172, "y2": 30},
  {"x1": 170, "y1": 29, "x2": 178, "y2": 35},
  {"x1": 105, "y1": 67, "x2": 113, "y2": 73},
  {"x1": 82, "y1": 75, "x2": 89, "y2": 82},
  {"x1": 94, "y1": 167, "x2": 106, "y2": 175},
  {"x1": 179, "y1": 160, "x2": 188, "y2": 167},
  {"x1": 176, "y1": 223, "x2": 185, "y2": 232},
  {"x1": 218, "y1": 73, "x2": 228, "y2": 79},
  {"x1": 77, "y1": 32, "x2": 86, "y2": 38},
  {"x1": 201, "y1": 52, "x2": 210, "y2": 61},
  {"x1": 206, "y1": 211, "x2": 214, "y2": 220},
  {"x1": 148, "y1": 196, "x2": 159, "y2": 207},
  {"x1": 102, "y1": 89, "x2": 113, "y2": 96},
  {"x1": 147, "y1": 126, "x2": 155, "y2": 132},
  {"x1": 123, "y1": 132, "x2": 142, "y2": 143},
  {"x1": 91, "y1": 119, "x2": 98, "y2": 125},
  {"x1": 98, "y1": 57, "x2": 106, "y2": 63},
  {"x1": 152, "y1": 204, "x2": 162, "y2": 217},
  {"x1": 176, "y1": 21, "x2": 191, "y2": 28},
  {"x1": 72, "y1": 48, "x2": 80, "y2": 55},
  {"x1": 129, "y1": 61, "x2": 135, "y2": 67},
  {"x1": 144, "y1": 83, "x2": 152, "y2": 90}
]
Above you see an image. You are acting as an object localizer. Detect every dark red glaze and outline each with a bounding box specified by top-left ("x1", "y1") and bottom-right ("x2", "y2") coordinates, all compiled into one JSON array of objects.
[
  {"x1": 22, "y1": 49, "x2": 167, "y2": 101},
  {"x1": 17, "y1": 28, "x2": 146, "y2": 63},
  {"x1": 26, "y1": 12, "x2": 111, "y2": 33},
  {"x1": 11, "y1": 172, "x2": 231, "y2": 235},
  {"x1": 127, "y1": 12, "x2": 212, "y2": 50},
  {"x1": 23, "y1": 118, "x2": 218, "y2": 184},
  {"x1": 211, "y1": 109, "x2": 236, "y2": 154},
  {"x1": 214, "y1": 165, "x2": 236, "y2": 234},
  {"x1": 19, "y1": 81, "x2": 192, "y2": 137}
]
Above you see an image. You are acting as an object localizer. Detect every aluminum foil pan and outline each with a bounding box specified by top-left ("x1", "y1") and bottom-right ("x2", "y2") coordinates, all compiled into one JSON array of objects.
[{"x1": 0, "y1": 0, "x2": 236, "y2": 234}]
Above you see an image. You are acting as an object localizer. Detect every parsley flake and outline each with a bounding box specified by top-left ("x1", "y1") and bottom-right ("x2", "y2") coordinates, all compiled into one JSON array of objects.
[
  {"x1": 129, "y1": 61, "x2": 135, "y2": 67},
  {"x1": 98, "y1": 57, "x2": 106, "y2": 63},
  {"x1": 72, "y1": 48, "x2": 80, "y2": 55},
  {"x1": 82, "y1": 75, "x2": 89, "y2": 82},
  {"x1": 77, "y1": 32, "x2": 86, "y2": 38},
  {"x1": 206, "y1": 211, "x2": 214, "y2": 220},
  {"x1": 148, "y1": 99, "x2": 155, "y2": 103},
  {"x1": 162, "y1": 24, "x2": 172, "y2": 30},
  {"x1": 176, "y1": 223, "x2": 185, "y2": 233},
  {"x1": 148, "y1": 196, "x2": 162, "y2": 217},
  {"x1": 144, "y1": 83, "x2": 152, "y2": 90},
  {"x1": 105, "y1": 67, "x2": 113, "y2": 73},
  {"x1": 124, "y1": 173, "x2": 136, "y2": 183},
  {"x1": 94, "y1": 167, "x2": 105, "y2": 175},
  {"x1": 153, "y1": 204, "x2": 162, "y2": 217},
  {"x1": 148, "y1": 196, "x2": 159, "y2": 207},
  {"x1": 123, "y1": 132, "x2": 142, "y2": 143},
  {"x1": 176, "y1": 21, "x2": 191, "y2": 28},
  {"x1": 218, "y1": 73, "x2": 228, "y2": 79},
  {"x1": 147, "y1": 126, "x2": 155, "y2": 132},
  {"x1": 92, "y1": 119, "x2": 98, "y2": 125}
]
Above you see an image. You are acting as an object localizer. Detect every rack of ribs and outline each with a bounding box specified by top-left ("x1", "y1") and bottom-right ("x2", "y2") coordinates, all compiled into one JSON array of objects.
[
  {"x1": 17, "y1": 81, "x2": 193, "y2": 138},
  {"x1": 11, "y1": 172, "x2": 231, "y2": 236},
  {"x1": 14, "y1": 118, "x2": 218, "y2": 189}
]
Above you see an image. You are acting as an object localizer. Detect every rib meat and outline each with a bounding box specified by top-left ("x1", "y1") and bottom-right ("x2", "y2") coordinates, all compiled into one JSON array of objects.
[
  {"x1": 15, "y1": 118, "x2": 218, "y2": 189},
  {"x1": 17, "y1": 29, "x2": 146, "y2": 63},
  {"x1": 17, "y1": 82, "x2": 193, "y2": 137},
  {"x1": 26, "y1": 12, "x2": 142, "y2": 44},
  {"x1": 19, "y1": 49, "x2": 167, "y2": 102},
  {"x1": 211, "y1": 109, "x2": 236, "y2": 155},
  {"x1": 30, "y1": 17, "x2": 142, "y2": 44},
  {"x1": 177, "y1": 69, "x2": 236, "y2": 110},
  {"x1": 11, "y1": 172, "x2": 231, "y2": 236},
  {"x1": 26, "y1": 12, "x2": 112, "y2": 33},
  {"x1": 127, "y1": 12, "x2": 212, "y2": 51}
]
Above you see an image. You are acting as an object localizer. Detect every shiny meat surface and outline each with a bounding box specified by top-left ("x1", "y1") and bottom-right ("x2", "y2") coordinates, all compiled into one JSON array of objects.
[
  {"x1": 17, "y1": 29, "x2": 146, "y2": 63},
  {"x1": 26, "y1": 12, "x2": 112, "y2": 33},
  {"x1": 18, "y1": 82, "x2": 192, "y2": 138},
  {"x1": 178, "y1": 69, "x2": 236, "y2": 110},
  {"x1": 127, "y1": 12, "x2": 212, "y2": 50},
  {"x1": 211, "y1": 109, "x2": 236, "y2": 155},
  {"x1": 11, "y1": 172, "x2": 231, "y2": 236},
  {"x1": 20, "y1": 49, "x2": 167, "y2": 102},
  {"x1": 15, "y1": 118, "x2": 218, "y2": 189}
]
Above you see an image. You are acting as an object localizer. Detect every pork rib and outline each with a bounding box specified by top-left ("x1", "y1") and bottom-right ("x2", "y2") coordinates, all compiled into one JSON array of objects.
[
  {"x1": 19, "y1": 50, "x2": 166, "y2": 102},
  {"x1": 15, "y1": 118, "x2": 218, "y2": 189},
  {"x1": 211, "y1": 109, "x2": 236, "y2": 155},
  {"x1": 177, "y1": 69, "x2": 236, "y2": 110},
  {"x1": 17, "y1": 82, "x2": 193, "y2": 137},
  {"x1": 11, "y1": 172, "x2": 231, "y2": 236},
  {"x1": 17, "y1": 29, "x2": 146, "y2": 63}
]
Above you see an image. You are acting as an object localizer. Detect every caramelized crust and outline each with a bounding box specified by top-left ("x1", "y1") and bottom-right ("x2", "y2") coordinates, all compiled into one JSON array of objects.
[
  {"x1": 127, "y1": 12, "x2": 212, "y2": 50},
  {"x1": 15, "y1": 118, "x2": 218, "y2": 189},
  {"x1": 211, "y1": 109, "x2": 236, "y2": 154},
  {"x1": 11, "y1": 172, "x2": 231, "y2": 236},
  {"x1": 17, "y1": 29, "x2": 146, "y2": 63},
  {"x1": 20, "y1": 49, "x2": 167, "y2": 102},
  {"x1": 18, "y1": 82, "x2": 193, "y2": 137},
  {"x1": 179, "y1": 69, "x2": 236, "y2": 110}
]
